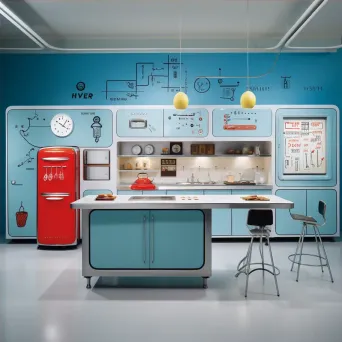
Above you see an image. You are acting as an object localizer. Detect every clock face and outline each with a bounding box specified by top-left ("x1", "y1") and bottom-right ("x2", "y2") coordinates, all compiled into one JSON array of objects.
[
  {"x1": 172, "y1": 144, "x2": 181, "y2": 153},
  {"x1": 132, "y1": 145, "x2": 142, "y2": 155},
  {"x1": 144, "y1": 144, "x2": 154, "y2": 155},
  {"x1": 51, "y1": 114, "x2": 74, "y2": 137}
]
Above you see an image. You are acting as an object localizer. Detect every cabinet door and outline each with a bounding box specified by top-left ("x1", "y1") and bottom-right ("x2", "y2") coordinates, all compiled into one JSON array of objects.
[
  {"x1": 7, "y1": 110, "x2": 38, "y2": 238},
  {"x1": 142, "y1": 190, "x2": 167, "y2": 195},
  {"x1": 204, "y1": 190, "x2": 231, "y2": 236},
  {"x1": 275, "y1": 190, "x2": 306, "y2": 235},
  {"x1": 232, "y1": 190, "x2": 272, "y2": 236},
  {"x1": 149, "y1": 210, "x2": 205, "y2": 269},
  {"x1": 306, "y1": 190, "x2": 337, "y2": 235},
  {"x1": 117, "y1": 190, "x2": 143, "y2": 195},
  {"x1": 90, "y1": 210, "x2": 149, "y2": 269},
  {"x1": 166, "y1": 190, "x2": 204, "y2": 195}
]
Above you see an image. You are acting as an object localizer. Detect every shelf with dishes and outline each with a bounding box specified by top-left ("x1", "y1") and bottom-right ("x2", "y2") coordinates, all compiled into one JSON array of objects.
[
  {"x1": 117, "y1": 154, "x2": 271, "y2": 158},
  {"x1": 117, "y1": 141, "x2": 272, "y2": 158}
]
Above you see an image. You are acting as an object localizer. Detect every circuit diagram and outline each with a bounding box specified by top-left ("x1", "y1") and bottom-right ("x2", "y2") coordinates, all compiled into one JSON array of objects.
[{"x1": 103, "y1": 55, "x2": 188, "y2": 101}]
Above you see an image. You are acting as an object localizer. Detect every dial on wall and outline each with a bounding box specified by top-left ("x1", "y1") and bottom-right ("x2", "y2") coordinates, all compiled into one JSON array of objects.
[{"x1": 51, "y1": 114, "x2": 74, "y2": 137}]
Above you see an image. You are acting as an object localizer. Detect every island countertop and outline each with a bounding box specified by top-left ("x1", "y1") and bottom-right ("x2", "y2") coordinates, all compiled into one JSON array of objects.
[{"x1": 71, "y1": 195, "x2": 294, "y2": 210}]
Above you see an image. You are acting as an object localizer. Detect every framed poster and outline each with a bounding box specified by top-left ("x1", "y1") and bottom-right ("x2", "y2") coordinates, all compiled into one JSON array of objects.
[
  {"x1": 161, "y1": 159, "x2": 177, "y2": 177},
  {"x1": 283, "y1": 118, "x2": 326, "y2": 175}
]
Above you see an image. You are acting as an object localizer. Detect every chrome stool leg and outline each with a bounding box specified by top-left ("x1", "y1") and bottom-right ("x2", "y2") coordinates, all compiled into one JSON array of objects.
[
  {"x1": 260, "y1": 235, "x2": 265, "y2": 280},
  {"x1": 296, "y1": 224, "x2": 306, "y2": 282},
  {"x1": 291, "y1": 223, "x2": 305, "y2": 272},
  {"x1": 313, "y1": 225, "x2": 324, "y2": 273},
  {"x1": 245, "y1": 236, "x2": 254, "y2": 298},
  {"x1": 267, "y1": 236, "x2": 279, "y2": 296},
  {"x1": 236, "y1": 236, "x2": 253, "y2": 277},
  {"x1": 315, "y1": 226, "x2": 334, "y2": 283}
]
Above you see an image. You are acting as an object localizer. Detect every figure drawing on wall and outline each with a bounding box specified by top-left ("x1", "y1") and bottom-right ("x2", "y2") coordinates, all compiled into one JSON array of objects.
[{"x1": 91, "y1": 116, "x2": 102, "y2": 143}]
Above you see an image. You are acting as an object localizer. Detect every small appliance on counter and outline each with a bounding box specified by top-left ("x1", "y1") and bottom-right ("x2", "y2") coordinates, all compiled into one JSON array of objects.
[
  {"x1": 37, "y1": 147, "x2": 80, "y2": 247},
  {"x1": 130, "y1": 173, "x2": 156, "y2": 190}
]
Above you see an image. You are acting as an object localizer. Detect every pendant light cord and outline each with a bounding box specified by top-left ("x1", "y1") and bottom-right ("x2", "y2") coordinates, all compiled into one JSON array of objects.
[
  {"x1": 179, "y1": 15, "x2": 182, "y2": 91},
  {"x1": 246, "y1": 0, "x2": 250, "y2": 90}
]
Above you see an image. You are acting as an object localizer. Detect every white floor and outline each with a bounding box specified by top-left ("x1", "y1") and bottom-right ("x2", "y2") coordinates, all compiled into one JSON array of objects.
[{"x1": 1, "y1": 240, "x2": 342, "y2": 342}]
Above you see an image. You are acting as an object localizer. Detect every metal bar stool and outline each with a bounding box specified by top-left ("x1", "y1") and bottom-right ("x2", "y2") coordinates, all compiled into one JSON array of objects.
[
  {"x1": 235, "y1": 210, "x2": 280, "y2": 297},
  {"x1": 288, "y1": 200, "x2": 334, "y2": 283}
]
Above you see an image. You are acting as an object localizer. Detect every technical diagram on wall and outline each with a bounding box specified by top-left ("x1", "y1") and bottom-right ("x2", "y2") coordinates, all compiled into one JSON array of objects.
[
  {"x1": 103, "y1": 55, "x2": 188, "y2": 102},
  {"x1": 212, "y1": 108, "x2": 272, "y2": 137},
  {"x1": 283, "y1": 119, "x2": 326, "y2": 175},
  {"x1": 116, "y1": 109, "x2": 164, "y2": 137},
  {"x1": 164, "y1": 108, "x2": 209, "y2": 137}
]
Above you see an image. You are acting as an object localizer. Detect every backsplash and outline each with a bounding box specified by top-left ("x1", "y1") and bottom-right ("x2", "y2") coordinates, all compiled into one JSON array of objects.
[{"x1": 118, "y1": 157, "x2": 272, "y2": 185}]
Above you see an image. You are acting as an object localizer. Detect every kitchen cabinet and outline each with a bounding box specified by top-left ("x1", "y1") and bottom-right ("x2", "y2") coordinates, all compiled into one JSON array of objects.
[
  {"x1": 117, "y1": 190, "x2": 143, "y2": 195},
  {"x1": 204, "y1": 190, "x2": 232, "y2": 236},
  {"x1": 275, "y1": 189, "x2": 337, "y2": 235},
  {"x1": 231, "y1": 190, "x2": 272, "y2": 236},
  {"x1": 90, "y1": 210, "x2": 149, "y2": 269},
  {"x1": 83, "y1": 189, "x2": 113, "y2": 196},
  {"x1": 89, "y1": 209, "x2": 205, "y2": 270},
  {"x1": 275, "y1": 190, "x2": 306, "y2": 235},
  {"x1": 142, "y1": 190, "x2": 167, "y2": 195},
  {"x1": 166, "y1": 190, "x2": 204, "y2": 195},
  {"x1": 149, "y1": 210, "x2": 204, "y2": 269}
]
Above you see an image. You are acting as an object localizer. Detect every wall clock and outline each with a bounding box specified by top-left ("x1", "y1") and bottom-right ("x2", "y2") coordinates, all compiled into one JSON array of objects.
[
  {"x1": 51, "y1": 114, "x2": 74, "y2": 137},
  {"x1": 170, "y1": 142, "x2": 183, "y2": 155}
]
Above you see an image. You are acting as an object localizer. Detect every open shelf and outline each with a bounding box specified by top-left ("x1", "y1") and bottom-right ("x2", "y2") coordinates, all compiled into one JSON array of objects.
[
  {"x1": 119, "y1": 169, "x2": 159, "y2": 172},
  {"x1": 118, "y1": 154, "x2": 271, "y2": 158}
]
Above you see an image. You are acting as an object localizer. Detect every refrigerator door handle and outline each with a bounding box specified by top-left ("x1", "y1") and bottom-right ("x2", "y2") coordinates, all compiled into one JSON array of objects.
[
  {"x1": 41, "y1": 157, "x2": 69, "y2": 161},
  {"x1": 41, "y1": 193, "x2": 70, "y2": 197},
  {"x1": 45, "y1": 197, "x2": 64, "y2": 201}
]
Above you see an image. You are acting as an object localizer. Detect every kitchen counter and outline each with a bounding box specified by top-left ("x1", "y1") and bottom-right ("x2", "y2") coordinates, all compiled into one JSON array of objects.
[
  {"x1": 117, "y1": 184, "x2": 273, "y2": 191},
  {"x1": 72, "y1": 194, "x2": 293, "y2": 290},
  {"x1": 72, "y1": 194, "x2": 293, "y2": 210}
]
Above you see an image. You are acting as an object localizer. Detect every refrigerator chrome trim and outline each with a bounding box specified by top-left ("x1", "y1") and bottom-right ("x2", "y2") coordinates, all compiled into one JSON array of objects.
[
  {"x1": 41, "y1": 192, "x2": 70, "y2": 197},
  {"x1": 41, "y1": 157, "x2": 70, "y2": 161}
]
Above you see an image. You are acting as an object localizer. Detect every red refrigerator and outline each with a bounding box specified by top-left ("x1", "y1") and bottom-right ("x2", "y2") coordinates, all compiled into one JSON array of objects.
[{"x1": 37, "y1": 147, "x2": 80, "y2": 246}]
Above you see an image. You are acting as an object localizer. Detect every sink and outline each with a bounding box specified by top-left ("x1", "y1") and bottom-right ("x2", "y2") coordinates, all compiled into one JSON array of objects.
[
  {"x1": 176, "y1": 182, "x2": 217, "y2": 185},
  {"x1": 128, "y1": 196, "x2": 176, "y2": 201}
]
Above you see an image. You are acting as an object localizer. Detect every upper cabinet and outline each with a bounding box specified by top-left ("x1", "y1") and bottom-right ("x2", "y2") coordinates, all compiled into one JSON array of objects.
[
  {"x1": 212, "y1": 108, "x2": 272, "y2": 137},
  {"x1": 116, "y1": 108, "x2": 208, "y2": 138},
  {"x1": 163, "y1": 109, "x2": 208, "y2": 137},
  {"x1": 276, "y1": 108, "x2": 337, "y2": 187}
]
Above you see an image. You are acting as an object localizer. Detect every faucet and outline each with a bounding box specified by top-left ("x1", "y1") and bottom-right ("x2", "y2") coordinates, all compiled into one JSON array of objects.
[{"x1": 190, "y1": 173, "x2": 196, "y2": 183}]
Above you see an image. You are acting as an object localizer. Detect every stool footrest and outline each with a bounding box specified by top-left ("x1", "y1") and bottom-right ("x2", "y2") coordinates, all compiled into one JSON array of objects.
[
  {"x1": 236, "y1": 262, "x2": 280, "y2": 277},
  {"x1": 288, "y1": 253, "x2": 328, "y2": 267}
]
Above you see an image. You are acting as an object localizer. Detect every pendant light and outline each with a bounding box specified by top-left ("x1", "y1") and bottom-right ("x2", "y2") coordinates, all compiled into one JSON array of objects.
[
  {"x1": 173, "y1": 16, "x2": 189, "y2": 110},
  {"x1": 240, "y1": 0, "x2": 256, "y2": 109}
]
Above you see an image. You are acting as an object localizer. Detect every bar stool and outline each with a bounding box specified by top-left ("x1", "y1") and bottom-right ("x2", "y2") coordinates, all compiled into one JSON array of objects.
[
  {"x1": 288, "y1": 200, "x2": 334, "y2": 283},
  {"x1": 235, "y1": 210, "x2": 280, "y2": 297}
]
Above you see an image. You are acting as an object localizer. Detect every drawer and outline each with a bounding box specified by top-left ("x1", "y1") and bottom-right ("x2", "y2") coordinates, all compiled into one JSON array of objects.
[
  {"x1": 85, "y1": 150, "x2": 110, "y2": 164},
  {"x1": 84, "y1": 166, "x2": 110, "y2": 180}
]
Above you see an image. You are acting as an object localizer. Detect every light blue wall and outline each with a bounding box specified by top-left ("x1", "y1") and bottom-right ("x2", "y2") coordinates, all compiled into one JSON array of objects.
[{"x1": 1, "y1": 51, "x2": 342, "y2": 239}]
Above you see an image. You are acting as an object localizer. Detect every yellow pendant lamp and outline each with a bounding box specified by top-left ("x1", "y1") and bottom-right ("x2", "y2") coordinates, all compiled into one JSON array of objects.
[
  {"x1": 174, "y1": 16, "x2": 189, "y2": 110},
  {"x1": 240, "y1": 0, "x2": 256, "y2": 109}
]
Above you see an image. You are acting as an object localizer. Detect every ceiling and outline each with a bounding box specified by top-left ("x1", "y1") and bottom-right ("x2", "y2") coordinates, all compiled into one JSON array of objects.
[{"x1": 0, "y1": 0, "x2": 341, "y2": 52}]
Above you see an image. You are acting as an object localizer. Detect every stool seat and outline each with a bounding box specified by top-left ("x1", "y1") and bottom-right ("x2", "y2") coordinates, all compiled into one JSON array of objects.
[
  {"x1": 249, "y1": 228, "x2": 271, "y2": 237},
  {"x1": 290, "y1": 213, "x2": 317, "y2": 225}
]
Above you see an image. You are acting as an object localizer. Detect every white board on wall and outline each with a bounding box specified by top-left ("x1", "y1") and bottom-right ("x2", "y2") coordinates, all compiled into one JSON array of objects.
[{"x1": 283, "y1": 118, "x2": 326, "y2": 175}]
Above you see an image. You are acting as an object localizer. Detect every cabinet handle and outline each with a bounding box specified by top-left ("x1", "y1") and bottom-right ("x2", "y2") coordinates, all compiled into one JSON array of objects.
[
  {"x1": 143, "y1": 216, "x2": 146, "y2": 263},
  {"x1": 151, "y1": 215, "x2": 154, "y2": 263}
]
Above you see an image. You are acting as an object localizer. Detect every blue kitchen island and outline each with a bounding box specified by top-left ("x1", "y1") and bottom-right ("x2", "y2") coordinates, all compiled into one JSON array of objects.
[{"x1": 71, "y1": 195, "x2": 293, "y2": 289}]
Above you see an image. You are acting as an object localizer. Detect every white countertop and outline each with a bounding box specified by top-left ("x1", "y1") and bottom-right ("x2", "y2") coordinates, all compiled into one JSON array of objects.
[{"x1": 71, "y1": 195, "x2": 293, "y2": 210}]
